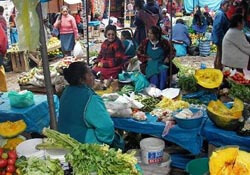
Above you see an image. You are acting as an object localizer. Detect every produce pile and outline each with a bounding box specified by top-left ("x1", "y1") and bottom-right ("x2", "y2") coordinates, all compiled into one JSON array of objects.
[
  {"x1": 209, "y1": 147, "x2": 250, "y2": 175},
  {"x1": 36, "y1": 128, "x2": 140, "y2": 175},
  {"x1": 0, "y1": 120, "x2": 26, "y2": 138},
  {"x1": 0, "y1": 149, "x2": 18, "y2": 174},
  {"x1": 47, "y1": 37, "x2": 61, "y2": 51},
  {"x1": 16, "y1": 156, "x2": 63, "y2": 175}
]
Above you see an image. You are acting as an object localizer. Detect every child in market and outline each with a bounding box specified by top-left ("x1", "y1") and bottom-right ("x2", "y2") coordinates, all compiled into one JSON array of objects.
[
  {"x1": 160, "y1": 9, "x2": 171, "y2": 35},
  {"x1": 120, "y1": 30, "x2": 138, "y2": 59}
]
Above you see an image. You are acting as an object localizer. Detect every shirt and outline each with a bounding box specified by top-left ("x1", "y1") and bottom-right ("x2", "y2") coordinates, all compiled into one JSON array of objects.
[
  {"x1": 54, "y1": 14, "x2": 78, "y2": 38},
  {"x1": 172, "y1": 23, "x2": 191, "y2": 46}
]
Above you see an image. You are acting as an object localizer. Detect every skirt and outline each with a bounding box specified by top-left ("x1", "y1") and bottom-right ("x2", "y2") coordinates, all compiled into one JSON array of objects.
[{"x1": 60, "y1": 33, "x2": 75, "y2": 52}]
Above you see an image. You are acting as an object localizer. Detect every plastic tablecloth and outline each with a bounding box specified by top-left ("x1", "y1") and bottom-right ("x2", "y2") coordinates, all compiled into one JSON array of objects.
[
  {"x1": 0, "y1": 93, "x2": 59, "y2": 133},
  {"x1": 112, "y1": 114, "x2": 204, "y2": 155},
  {"x1": 202, "y1": 119, "x2": 250, "y2": 152}
]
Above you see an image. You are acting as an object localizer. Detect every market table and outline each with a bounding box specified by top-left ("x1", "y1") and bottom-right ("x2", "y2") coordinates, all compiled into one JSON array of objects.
[
  {"x1": 0, "y1": 93, "x2": 59, "y2": 133},
  {"x1": 112, "y1": 114, "x2": 204, "y2": 155},
  {"x1": 202, "y1": 119, "x2": 250, "y2": 152}
]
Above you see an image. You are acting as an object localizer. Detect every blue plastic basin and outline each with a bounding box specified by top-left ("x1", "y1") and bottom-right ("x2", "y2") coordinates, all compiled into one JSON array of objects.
[{"x1": 173, "y1": 108, "x2": 204, "y2": 129}]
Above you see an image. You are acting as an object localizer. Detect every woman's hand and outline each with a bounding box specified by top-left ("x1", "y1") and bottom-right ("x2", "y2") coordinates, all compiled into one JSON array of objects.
[
  {"x1": 98, "y1": 62, "x2": 103, "y2": 68},
  {"x1": 164, "y1": 57, "x2": 169, "y2": 63}
]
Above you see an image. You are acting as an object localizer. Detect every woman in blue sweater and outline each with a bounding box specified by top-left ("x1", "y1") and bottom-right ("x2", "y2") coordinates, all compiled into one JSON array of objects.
[{"x1": 58, "y1": 62, "x2": 124, "y2": 150}]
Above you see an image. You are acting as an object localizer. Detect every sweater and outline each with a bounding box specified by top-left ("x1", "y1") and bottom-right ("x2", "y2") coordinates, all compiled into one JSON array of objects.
[
  {"x1": 222, "y1": 28, "x2": 250, "y2": 69},
  {"x1": 54, "y1": 14, "x2": 78, "y2": 38}
]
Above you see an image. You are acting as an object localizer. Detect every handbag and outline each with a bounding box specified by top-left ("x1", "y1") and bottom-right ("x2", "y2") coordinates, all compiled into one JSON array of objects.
[{"x1": 52, "y1": 28, "x2": 59, "y2": 37}]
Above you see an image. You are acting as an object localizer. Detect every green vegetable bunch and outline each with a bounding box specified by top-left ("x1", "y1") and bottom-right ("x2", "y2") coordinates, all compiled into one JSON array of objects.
[
  {"x1": 177, "y1": 75, "x2": 198, "y2": 92},
  {"x1": 37, "y1": 129, "x2": 140, "y2": 175},
  {"x1": 135, "y1": 95, "x2": 160, "y2": 112},
  {"x1": 15, "y1": 156, "x2": 64, "y2": 175},
  {"x1": 229, "y1": 81, "x2": 250, "y2": 103}
]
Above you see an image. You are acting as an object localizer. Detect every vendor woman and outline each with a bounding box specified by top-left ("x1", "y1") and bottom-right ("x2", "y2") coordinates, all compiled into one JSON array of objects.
[
  {"x1": 93, "y1": 25, "x2": 127, "y2": 79},
  {"x1": 58, "y1": 62, "x2": 124, "y2": 150},
  {"x1": 222, "y1": 14, "x2": 250, "y2": 71},
  {"x1": 137, "y1": 26, "x2": 175, "y2": 90}
]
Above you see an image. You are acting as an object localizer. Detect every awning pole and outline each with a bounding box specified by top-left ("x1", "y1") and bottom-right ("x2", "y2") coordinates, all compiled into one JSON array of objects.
[
  {"x1": 37, "y1": 2, "x2": 57, "y2": 130},
  {"x1": 108, "y1": 0, "x2": 111, "y2": 24},
  {"x1": 82, "y1": 0, "x2": 90, "y2": 65},
  {"x1": 168, "y1": 0, "x2": 173, "y2": 88}
]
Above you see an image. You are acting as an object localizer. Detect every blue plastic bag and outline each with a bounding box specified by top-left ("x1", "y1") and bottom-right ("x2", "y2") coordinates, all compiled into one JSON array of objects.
[
  {"x1": 131, "y1": 72, "x2": 150, "y2": 92},
  {"x1": 8, "y1": 90, "x2": 34, "y2": 108}
]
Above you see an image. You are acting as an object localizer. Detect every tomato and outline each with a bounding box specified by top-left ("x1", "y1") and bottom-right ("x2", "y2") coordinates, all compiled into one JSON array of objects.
[
  {"x1": 6, "y1": 165, "x2": 15, "y2": 173},
  {"x1": 5, "y1": 172, "x2": 12, "y2": 175},
  {"x1": 7, "y1": 151, "x2": 17, "y2": 160},
  {"x1": 1, "y1": 153, "x2": 8, "y2": 160},
  {"x1": 0, "y1": 159, "x2": 8, "y2": 168},
  {"x1": 7, "y1": 158, "x2": 16, "y2": 166},
  {"x1": 1, "y1": 170, "x2": 6, "y2": 175}
]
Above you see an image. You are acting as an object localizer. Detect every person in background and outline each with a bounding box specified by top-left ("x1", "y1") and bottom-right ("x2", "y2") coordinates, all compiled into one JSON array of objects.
[
  {"x1": 54, "y1": 6, "x2": 79, "y2": 56},
  {"x1": 222, "y1": 14, "x2": 250, "y2": 71},
  {"x1": 74, "y1": 9, "x2": 83, "y2": 35},
  {"x1": 160, "y1": 9, "x2": 170, "y2": 35},
  {"x1": 144, "y1": 0, "x2": 162, "y2": 25},
  {"x1": 0, "y1": 25, "x2": 7, "y2": 92},
  {"x1": 93, "y1": 25, "x2": 127, "y2": 79},
  {"x1": 0, "y1": 6, "x2": 7, "y2": 32},
  {"x1": 134, "y1": 0, "x2": 146, "y2": 44},
  {"x1": 137, "y1": 26, "x2": 176, "y2": 90},
  {"x1": 121, "y1": 30, "x2": 138, "y2": 59},
  {"x1": 59, "y1": 62, "x2": 124, "y2": 150},
  {"x1": 172, "y1": 19, "x2": 191, "y2": 57},
  {"x1": 212, "y1": 0, "x2": 230, "y2": 69},
  {"x1": 192, "y1": 6, "x2": 207, "y2": 34},
  {"x1": 9, "y1": 8, "x2": 18, "y2": 44},
  {"x1": 166, "y1": 0, "x2": 177, "y2": 17}
]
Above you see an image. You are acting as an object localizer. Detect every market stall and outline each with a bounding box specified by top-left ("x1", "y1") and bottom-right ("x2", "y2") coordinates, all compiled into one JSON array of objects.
[{"x1": 0, "y1": 93, "x2": 59, "y2": 133}]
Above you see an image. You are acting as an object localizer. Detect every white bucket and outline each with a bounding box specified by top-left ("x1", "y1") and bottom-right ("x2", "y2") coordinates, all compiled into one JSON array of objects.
[
  {"x1": 16, "y1": 138, "x2": 45, "y2": 159},
  {"x1": 140, "y1": 137, "x2": 165, "y2": 164}
]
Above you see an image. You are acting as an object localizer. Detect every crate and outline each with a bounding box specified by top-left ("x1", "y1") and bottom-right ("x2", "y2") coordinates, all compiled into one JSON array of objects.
[{"x1": 7, "y1": 51, "x2": 30, "y2": 73}]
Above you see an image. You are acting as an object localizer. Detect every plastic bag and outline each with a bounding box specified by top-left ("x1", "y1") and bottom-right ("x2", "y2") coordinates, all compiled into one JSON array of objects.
[
  {"x1": 12, "y1": 0, "x2": 40, "y2": 51},
  {"x1": 73, "y1": 42, "x2": 84, "y2": 58},
  {"x1": 0, "y1": 66, "x2": 7, "y2": 92},
  {"x1": 131, "y1": 72, "x2": 150, "y2": 92},
  {"x1": 144, "y1": 86, "x2": 162, "y2": 97},
  {"x1": 8, "y1": 90, "x2": 34, "y2": 108}
]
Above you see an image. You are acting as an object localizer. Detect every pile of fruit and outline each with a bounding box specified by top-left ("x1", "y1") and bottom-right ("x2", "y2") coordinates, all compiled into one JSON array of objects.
[
  {"x1": 7, "y1": 45, "x2": 19, "y2": 53},
  {"x1": 210, "y1": 44, "x2": 217, "y2": 53},
  {"x1": 225, "y1": 71, "x2": 250, "y2": 85},
  {"x1": 18, "y1": 68, "x2": 38, "y2": 86},
  {"x1": 48, "y1": 48, "x2": 62, "y2": 57},
  {"x1": 47, "y1": 37, "x2": 60, "y2": 50},
  {"x1": 0, "y1": 149, "x2": 18, "y2": 175}
]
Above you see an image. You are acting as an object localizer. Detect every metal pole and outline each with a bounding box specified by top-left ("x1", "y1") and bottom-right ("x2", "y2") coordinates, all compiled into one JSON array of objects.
[
  {"x1": 193, "y1": 0, "x2": 195, "y2": 12},
  {"x1": 167, "y1": 0, "x2": 173, "y2": 88},
  {"x1": 108, "y1": 0, "x2": 111, "y2": 24},
  {"x1": 37, "y1": 2, "x2": 57, "y2": 130},
  {"x1": 124, "y1": 0, "x2": 126, "y2": 27},
  {"x1": 82, "y1": 0, "x2": 90, "y2": 65}
]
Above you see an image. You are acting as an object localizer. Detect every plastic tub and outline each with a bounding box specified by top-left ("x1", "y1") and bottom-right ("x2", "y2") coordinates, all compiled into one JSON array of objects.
[
  {"x1": 16, "y1": 138, "x2": 45, "y2": 159},
  {"x1": 140, "y1": 137, "x2": 165, "y2": 164},
  {"x1": 186, "y1": 158, "x2": 209, "y2": 175},
  {"x1": 173, "y1": 108, "x2": 204, "y2": 129}
]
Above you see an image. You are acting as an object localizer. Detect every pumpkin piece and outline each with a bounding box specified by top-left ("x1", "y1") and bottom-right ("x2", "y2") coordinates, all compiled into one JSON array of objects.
[
  {"x1": 229, "y1": 98, "x2": 244, "y2": 118},
  {"x1": 207, "y1": 99, "x2": 243, "y2": 130},
  {"x1": 3, "y1": 137, "x2": 25, "y2": 150},
  {"x1": 0, "y1": 120, "x2": 27, "y2": 138},
  {"x1": 195, "y1": 68, "x2": 223, "y2": 89},
  {"x1": 233, "y1": 151, "x2": 250, "y2": 175},
  {"x1": 209, "y1": 147, "x2": 239, "y2": 175}
]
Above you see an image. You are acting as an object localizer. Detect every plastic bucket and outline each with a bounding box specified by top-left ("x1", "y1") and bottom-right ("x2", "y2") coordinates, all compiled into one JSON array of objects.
[
  {"x1": 16, "y1": 138, "x2": 45, "y2": 159},
  {"x1": 140, "y1": 137, "x2": 165, "y2": 164},
  {"x1": 199, "y1": 40, "x2": 210, "y2": 57},
  {"x1": 186, "y1": 158, "x2": 209, "y2": 175}
]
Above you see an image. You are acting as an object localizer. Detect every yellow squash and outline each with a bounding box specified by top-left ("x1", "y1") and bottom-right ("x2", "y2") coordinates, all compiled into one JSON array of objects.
[
  {"x1": 195, "y1": 68, "x2": 223, "y2": 89},
  {"x1": 209, "y1": 147, "x2": 250, "y2": 175},
  {"x1": 207, "y1": 98, "x2": 243, "y2": 130},
  {"x1": 0, "y1": 120, "x2": 27, "y2": 138}
]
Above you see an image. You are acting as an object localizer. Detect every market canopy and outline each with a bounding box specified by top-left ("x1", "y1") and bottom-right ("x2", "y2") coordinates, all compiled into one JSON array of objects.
[{"x1": 184, "y1": 0, "x2": 224, "y2": 13}]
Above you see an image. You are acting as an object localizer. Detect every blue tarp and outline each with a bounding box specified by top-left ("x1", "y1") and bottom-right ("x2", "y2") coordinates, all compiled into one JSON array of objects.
[
  {"x1": 202, "y1": 119, "x2": 250, "y2": 152},
  {"x1": 184, "y1": 0, "x2": 223, "y2": 13},
  {"x1": 0, "y1": 93, "x2": 59, "y2": 133},
  {"x1": 112, "y1": 113, "x2": 205, "y2": 155}
]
